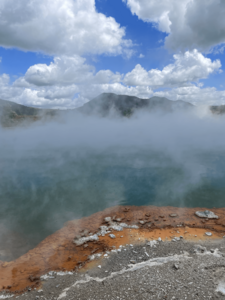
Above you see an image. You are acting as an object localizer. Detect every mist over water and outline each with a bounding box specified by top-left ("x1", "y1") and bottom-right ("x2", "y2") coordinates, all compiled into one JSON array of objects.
[{"x1": 1, "y1": 109, "x2": 225, "y2": 260}]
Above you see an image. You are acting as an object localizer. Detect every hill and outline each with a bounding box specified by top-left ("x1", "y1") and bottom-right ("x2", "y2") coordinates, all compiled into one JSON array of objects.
[
  {"x1": 210, "y1": 105, "x2": 225, "y2": 115},
  {"x1": 3, "y1": 94, "x2": 224, "y2": 127},
  {"x1": 0, "y1": 98, "x2": 57, "y2": 127},
  {"x1": 78, "y1": 93, "x2": 194, "y2": 117}
]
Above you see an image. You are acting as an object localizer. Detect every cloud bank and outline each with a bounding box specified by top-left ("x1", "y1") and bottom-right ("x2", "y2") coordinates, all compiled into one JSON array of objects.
[
  {"x1": 123, "y1": 0, "x2": 225, "y2": 52},
  {"x1": 0, "y1": 0, "x2": 225, "y2": 108},
  {"x1": 0, "y1": 0, "x2": 132, "y2": 56},
  {"x1": 124, "y1": 50, "x2": 221, "y2": 87},
  {"x1": 0, "y1": 50, "x2": 222, "y2": 108}
]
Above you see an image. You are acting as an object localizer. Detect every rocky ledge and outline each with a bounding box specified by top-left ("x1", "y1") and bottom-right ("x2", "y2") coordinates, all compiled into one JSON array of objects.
[{"x1": 1, "y1": 205, "x2": 225, "y2": 299}]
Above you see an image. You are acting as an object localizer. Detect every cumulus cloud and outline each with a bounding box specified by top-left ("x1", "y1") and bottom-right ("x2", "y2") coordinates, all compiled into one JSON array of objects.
[
  {"x1": 16, "y1": 56, "x2": 94, "y2": 87},
  {"x1": 154, "y1": 85, "x2": 225, "y2": 106},
  {"x1": 124, "y1": 50, "x2": 221, "y2": 87},
  {"x1": 0, "y1": 50, "x2": 223, "y2": 109},
  {"x1": 123, "y1": 0, "x2": 225, "y2": 51},
  {"x1": 2, "y1": 71, "x2": 225, "y2": 108},
  {"x1": 1, "y1": 70, "x2": 154, "y2": 109},
  {"x1": 0, "y1": 0, "x2": 132, "y2": 56},
  {"x1": 123, "y1": 0, "x2": 177, "y2": 33},
  {"x1": 14, "y1": 55, "x2": 122, "y2": 87}
]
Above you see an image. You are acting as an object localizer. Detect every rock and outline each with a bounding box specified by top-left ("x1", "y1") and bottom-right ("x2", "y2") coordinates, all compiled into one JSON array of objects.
[
  {"x1": 216, "y1": 281, "x2": 225, "y2": 295},
  {"x1": 120, "y1": 223, "x2": 139, "y2": 229},
  {"x1": 195, "y1": 210, "x2": 218, "y2": 219},
  {"x1": 29, "y1": 275, "x2": 40, "y2": 282},
  {"x1": 145, "y1": 251, "x2": 150, "y2": 257},
  {"x1": 172, "y1": 237, "x2": 180, "y2": 242},
  {"x1": 158, "y1": 237, "x2": 162, "y2": 242},
  {"x1": 80, "y1": 229, "x2": 90, "y2": 237},
  {"x1": 205, "y1": 232, "x2": 212, "y2": 236},
  {"x1": 111, "y1": 225, "x2": 123, "y2": 231},
  {"x1": 170, "y1": 214, "x2": 178, "y2": 218},
  {"x1": 115, "y1": 218, "x2": 122, "y2": 222},
  {"x1": 109, "y1": 234, "x2": 116, "y2": 239},
  {"x1": 139, "y1": 221, "x2": 145, "y2": 225},
  {"x1": 104, "y1": 217, "x2": 112, "y2": 223},
  {"x1": 98, "y1": 265, "x2": 101, "y2": 269},
  {"x1": 73, "y1": 234, "x2": 99, "y2": 246},
  {"x1": 194, "y1": 245, "x2": 207, "y2": 254},
  {"x1": 174, "y1": 264, "x2": 179, "y2": 270},
  {"x1": 147, "y1": 240, "x2": 158, "y2": 247},
  {"x1": 130, "y1": 260, "x2": 136, "y2": 264},
  {"x1": 123, "y1": 208, "x2": 130, "y2": 212}
]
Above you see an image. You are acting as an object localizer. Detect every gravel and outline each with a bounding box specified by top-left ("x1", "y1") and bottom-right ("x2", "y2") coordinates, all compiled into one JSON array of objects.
[{"x1": 3, "y1": 238, "x2": 225, "y2": 300}]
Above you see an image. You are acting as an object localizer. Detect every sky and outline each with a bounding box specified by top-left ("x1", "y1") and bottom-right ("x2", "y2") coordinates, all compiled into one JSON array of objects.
[{"x1": 0, "y1": 0, "x2": 225, "y2": 109}]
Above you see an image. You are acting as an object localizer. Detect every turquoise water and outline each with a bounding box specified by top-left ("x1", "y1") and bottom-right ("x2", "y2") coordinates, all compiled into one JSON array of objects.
[
  {"x1": 1, "y1": 113, "x2": 225, "y2": 258},
  {"x1": 1, "y1": 147, "x2": 225, "y2": 258}
]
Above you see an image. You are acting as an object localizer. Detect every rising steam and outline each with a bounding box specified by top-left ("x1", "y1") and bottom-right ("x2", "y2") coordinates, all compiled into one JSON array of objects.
[{"x1": 1, "y1": 105, "x2": 225, "y2": 259}]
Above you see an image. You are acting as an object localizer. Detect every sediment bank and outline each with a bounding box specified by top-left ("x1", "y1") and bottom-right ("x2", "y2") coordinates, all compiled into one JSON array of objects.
[{"x1": 1, "y1": 205, "x2": 225, "y2": 294}]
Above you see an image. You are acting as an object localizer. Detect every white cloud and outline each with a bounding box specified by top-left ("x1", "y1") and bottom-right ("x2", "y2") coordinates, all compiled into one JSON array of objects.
[
  {"x1": 77, "y1": 83, "x2": 153, "y2": 102},
  {"x1": 0, "y1": 74, "x2": 9, "y2": 86},
  {"x1": 0, "y1": 50, "x2": 223, "y2": 109},
  {"x1": 124, "y1": 50, "x2": 221, "y2": 87},
  {"x1": 1, "y1": 0, "x2": 224, "y2": 109},
  {"x1": 123, "y1": 0, "x2": 225, "y2": 52},
  {"x1": 16, "y1": 56, "x2": 94, "y2": 86},
  {"x1": 0, "y1": 69, "x2": 154, "y2": 109},
  {"x1": 14, "y1": 55, "x2": 122, "y2": 88},
  {"x1": 154, "y1": 85, "x2": 225, "y2": 106},
  {"x1": 122, "y1": 0, "x2": 176, "y2": 33},
  {"x1": 2, "y1": 69, "x2": 225, "y2": 108},
  {"x1": 0, "y1": 0, "x2": 132, "y2": 56}
]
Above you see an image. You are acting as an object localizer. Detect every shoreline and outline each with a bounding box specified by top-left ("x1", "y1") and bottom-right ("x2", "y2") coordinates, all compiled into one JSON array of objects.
[{"x1": 1, "y1": 205, "x2": 225, "y2": 294}]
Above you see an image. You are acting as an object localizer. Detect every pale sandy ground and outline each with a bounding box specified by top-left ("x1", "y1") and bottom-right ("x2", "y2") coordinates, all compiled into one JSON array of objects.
[
  {"x1": 3, "y1": 233, "x2": 225, "y2": 300},
  {"x1": 1, "y1": 207, "x2": 225, "y2": 299}
]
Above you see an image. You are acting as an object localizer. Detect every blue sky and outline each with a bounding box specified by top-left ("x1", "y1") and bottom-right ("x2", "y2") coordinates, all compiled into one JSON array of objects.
[
  {"x1": 95, "y1": 0, "x2": 169, "y2": 71},
  {"x1": 0, "y1": 0, "x2": 225, "y2": 108}
]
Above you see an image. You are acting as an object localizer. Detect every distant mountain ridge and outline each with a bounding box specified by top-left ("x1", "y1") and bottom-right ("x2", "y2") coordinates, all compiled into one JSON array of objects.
[
  {"x1": 0, "y1": 94, "x2": 224, "y2": 127},
  {"x1": 78, "y1": 93, "x2": 194, "y2": 117},
  {"x1": 210, "y1": 105, "x2": 225, "y2": 115},
  {"x1": 0, "y1": 98, "x2": 57, "y2": 127}
]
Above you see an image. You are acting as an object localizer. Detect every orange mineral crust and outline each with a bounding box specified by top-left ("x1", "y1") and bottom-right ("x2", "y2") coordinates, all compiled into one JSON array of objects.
[{"x1": 1, "y1": 205, "x2": 225, "y2": 293}]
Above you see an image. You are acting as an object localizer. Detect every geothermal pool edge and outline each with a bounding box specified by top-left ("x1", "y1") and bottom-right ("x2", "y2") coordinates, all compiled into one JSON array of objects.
[{"x1": 1, "y1": 205, "x2": 225, "y2": 297}]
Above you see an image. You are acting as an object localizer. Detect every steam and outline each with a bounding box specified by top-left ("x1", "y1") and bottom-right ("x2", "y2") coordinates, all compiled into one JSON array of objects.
[{"x1": 1, "y1": 106, "x2": 225, "y2": 259}]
